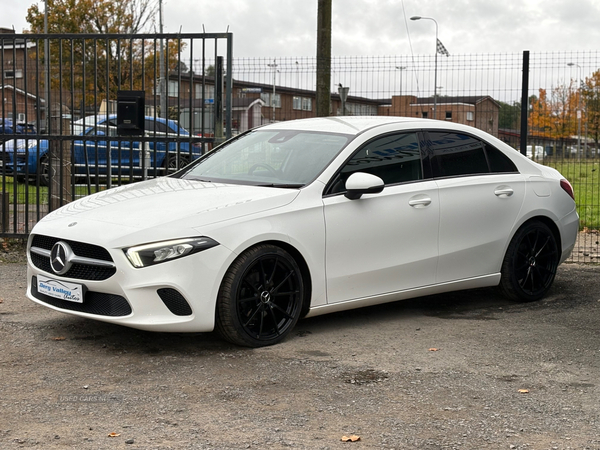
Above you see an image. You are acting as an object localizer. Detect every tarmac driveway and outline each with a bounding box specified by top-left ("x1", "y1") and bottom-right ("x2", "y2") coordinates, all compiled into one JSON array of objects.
[{"x1": 1, "y1": 261, "x2": 599, "y2": 449}]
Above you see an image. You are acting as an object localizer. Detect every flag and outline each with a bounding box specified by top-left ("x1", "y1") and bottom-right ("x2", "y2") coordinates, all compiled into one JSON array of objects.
[{"x1": 436, "y1": 39, "x2": 450, "y2": 57}]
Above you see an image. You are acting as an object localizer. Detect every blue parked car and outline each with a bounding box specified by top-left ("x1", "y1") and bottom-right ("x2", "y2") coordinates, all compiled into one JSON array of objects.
[
  {"x1": 0, "y1": 119, "x2": 36, "y2": 143},
  {"x1": 0, "y1": 115, "x2": 202, "y2": 185}
]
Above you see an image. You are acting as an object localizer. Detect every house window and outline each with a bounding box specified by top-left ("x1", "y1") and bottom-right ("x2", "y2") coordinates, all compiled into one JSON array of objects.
[
  {"x1": 195, "y1": 84, "x2": 214, "y2": 100},
  {"x1": 467, "y1": 111, "x2": 474, "y2": 121},
  {"x1": 294, "y1": 97, "x2": 312, "y2": 111},
  {"x1": 168, "y1": 80, "x2": 179, "y2": 97},
  {"x1": 445, "y1": 111, "x2": 452, "y2": 120},
  {"x1": 261, "y1": 92, "x2": 281, "y2": 108},
  {"x1": 4, "y1": 70, "x2": 22, "y2": 79},
  {"x1": 422, "y1": 111, "x2": 428, "y2": 118}
]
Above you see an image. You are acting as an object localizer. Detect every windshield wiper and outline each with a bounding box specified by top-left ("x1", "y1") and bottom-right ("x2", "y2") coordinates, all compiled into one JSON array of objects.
[
  {"x1": 256, "y1": 183, "x2": 304, "y2": 188},
  {"x1": 186, "y1": 177, "x2": 214, "y2": 183}
]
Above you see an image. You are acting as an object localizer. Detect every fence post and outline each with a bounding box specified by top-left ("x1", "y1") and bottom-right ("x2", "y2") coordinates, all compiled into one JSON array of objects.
[
  {"x1": 520, "y1": 50, "x2": 530, "y2": 155},
  {"x1": 49, "y1": 103, "x2": 72, "y2": 212},
  {"x1": 0, "y1": 190, "x2": 8, "y2": 233}
]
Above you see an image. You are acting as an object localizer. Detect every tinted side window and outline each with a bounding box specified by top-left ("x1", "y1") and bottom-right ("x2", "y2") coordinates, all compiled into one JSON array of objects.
[
  {"x1": 154, "y1": 121, "x2": 169, "y2": 133},
  {"x1": 330, "y1": 132, "x2": 422, "y2": 194},
  {"x1": 428, "y1": 131, "x2": 488, "y2": 178},
  {"x1": 485, "y1": 143, "x2": 518, "y2": 173},
  {"x1": 145, "y1": 119, "x2": 156, "y2": 132}
]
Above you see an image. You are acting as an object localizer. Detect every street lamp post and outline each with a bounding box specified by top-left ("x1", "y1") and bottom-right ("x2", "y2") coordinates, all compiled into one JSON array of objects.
[
  {"x1": 267, "y1": 59, "x2": 278, "y2": 123},
  {"x1": 568, "y1": 62, "x2": 583, "y2": 159},
  {"x1": 411, "y1": 15, "x2": 439, "y2": 119},
  {"x1": 395, "y1": 66, "x2": 407, "y2": 96}
]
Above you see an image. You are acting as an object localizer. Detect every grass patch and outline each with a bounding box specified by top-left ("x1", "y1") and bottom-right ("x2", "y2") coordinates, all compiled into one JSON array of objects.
[
  {"x1": 2, "y1": 161, "x2": 600, "y2": 231},
  {"x1": 545, "y1": 159, "x2": 600, "y2": 230},
  {"x1": 1, "y1": 176, "x2": 109, "y2": 205}
]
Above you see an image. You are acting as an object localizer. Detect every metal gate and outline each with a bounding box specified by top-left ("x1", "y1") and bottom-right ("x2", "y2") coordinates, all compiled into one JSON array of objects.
[{"x1": 0, "y1": 32, "x2": 232, "y2": 237}]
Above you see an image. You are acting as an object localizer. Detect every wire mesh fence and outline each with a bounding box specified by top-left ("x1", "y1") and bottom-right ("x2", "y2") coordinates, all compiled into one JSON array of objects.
[
  {"x1": 1, "y1": 47, "x2": 599, "y2": 262},
  {"x1": 224, "y1": 53, "x2": 600, "y2": 263}
]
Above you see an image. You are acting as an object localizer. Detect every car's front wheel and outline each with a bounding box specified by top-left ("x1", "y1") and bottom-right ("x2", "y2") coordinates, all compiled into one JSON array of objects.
[
  {"x1": 216, "y1": 244, "x2": 304, "y2": 347},
  {"x1": 164, "y1": 153, "x2": 190, "y2": 173},
  {"x1": 500, "y1": 220, "x2": 559, "y2": 302}
]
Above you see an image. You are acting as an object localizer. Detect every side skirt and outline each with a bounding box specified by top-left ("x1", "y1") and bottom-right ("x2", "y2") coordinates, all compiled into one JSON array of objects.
[{"x1": 305, "y1": 273, "x2": 501, "y2": 318}]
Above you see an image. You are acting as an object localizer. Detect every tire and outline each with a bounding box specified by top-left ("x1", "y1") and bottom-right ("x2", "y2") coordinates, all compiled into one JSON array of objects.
[
  {"x1": 500, "y1": 220, "x2": 559, "y2": 302},
  {"x1": 215, "y1": 244, "x2": 304, "y2": 347},
  {"x1": 38, "y1": 156, "x2": 51, "y2": 187},
  {"x1": 165, "y1": 154, "x2": 190, "y2": 173}
]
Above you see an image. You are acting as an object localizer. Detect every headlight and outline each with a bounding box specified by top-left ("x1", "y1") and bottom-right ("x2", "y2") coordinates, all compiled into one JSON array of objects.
[{"x1": 124, "y1": 237, "x2": 219, "y2": 268}]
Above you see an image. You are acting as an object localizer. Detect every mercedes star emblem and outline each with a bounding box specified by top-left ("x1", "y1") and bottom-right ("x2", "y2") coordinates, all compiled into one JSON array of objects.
[{"x1": 50, "y1": 241, "x2": 74, "y2": 275}]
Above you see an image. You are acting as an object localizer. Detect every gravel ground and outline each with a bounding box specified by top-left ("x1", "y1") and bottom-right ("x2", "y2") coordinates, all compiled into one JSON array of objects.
[{"x1": 1, "y1": 243, "x2": 600, "y2": 449}]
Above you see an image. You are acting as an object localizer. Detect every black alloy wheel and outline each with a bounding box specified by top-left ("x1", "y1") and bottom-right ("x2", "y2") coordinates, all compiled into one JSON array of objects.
[
  {"x1": 166, "y1": 154, "x2": 190, "y2": 172},
  {"x1": 216, "y1": 244, "x2": 304, "y2": 347},
  {"x1": 38, "y1": 155, "x2": 51, "y2": 186},
  {"x1": 500, "y1": 220, "x2": 559, "y2": 302}
]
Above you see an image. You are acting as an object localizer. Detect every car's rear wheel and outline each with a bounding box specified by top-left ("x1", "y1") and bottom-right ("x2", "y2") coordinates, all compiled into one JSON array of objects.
[
  {"x1": 216, "y1": 244, "x2": 304, "y2": 347},
  {"x1": 500, "y1": 220, "x2": 559, "y2": 302}
]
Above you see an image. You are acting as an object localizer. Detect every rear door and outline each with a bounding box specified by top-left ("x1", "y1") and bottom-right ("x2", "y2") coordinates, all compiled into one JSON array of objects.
[{"x1": 425, "y1": 131, "x2": 526, "y2": 282}]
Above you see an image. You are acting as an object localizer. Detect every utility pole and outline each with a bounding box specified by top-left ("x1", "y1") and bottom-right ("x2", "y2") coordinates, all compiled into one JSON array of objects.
[
  {"x1": 316, "y1": 0, "x2": 332, "y2": 117},
  {"x1": 44, "y1": 0, "x2": 50, "y2": 133},
  {"x1": 159, "y1": 0, "x2": 167, "y2": 118}
]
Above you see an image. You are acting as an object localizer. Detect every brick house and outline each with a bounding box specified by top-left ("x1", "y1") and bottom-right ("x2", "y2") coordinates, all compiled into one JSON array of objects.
[
  {"x1": 169, "y1": 72, "x2": 501, "y2": 137},
  {"x1": 0, "y1": 28, "x2": 44, "y2": 124},
  {"x1": 379, "y1": 95, "x2": 500, "y2": 137}
]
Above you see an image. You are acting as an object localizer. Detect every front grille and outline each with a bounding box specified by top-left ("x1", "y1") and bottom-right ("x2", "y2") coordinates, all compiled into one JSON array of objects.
[
  {"x1": 32, "y1": 276, "x2": 132, "y2": 316},
  {"x1": 30, "y1": 234, "x2": 116, "y2": 281},
  {"x1": 157, "y1": 288, "x2": 193, "y2": 316}
]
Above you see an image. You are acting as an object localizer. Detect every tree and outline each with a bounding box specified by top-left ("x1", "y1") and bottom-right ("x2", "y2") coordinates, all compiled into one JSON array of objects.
[
  {"x1": 582, "y1": 70, "x2": 600, "y2": 154},
  {"x1": 26, "y1": 0, "x2": 156, "y2": 35},
  {"x1": 528, "y1": 82, "x2": 581, "y2": 155},
  {"x1": 498, "y1": 100, "x2": 521, "y2": 130},
  {"x1": 25, "y1": 0, "x2": 183, "y2": 115}
]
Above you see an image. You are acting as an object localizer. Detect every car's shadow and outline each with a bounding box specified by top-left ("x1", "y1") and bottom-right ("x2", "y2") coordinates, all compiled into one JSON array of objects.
[{"x1": 33, "y1": 285, "x2": 535, "y2": 356}]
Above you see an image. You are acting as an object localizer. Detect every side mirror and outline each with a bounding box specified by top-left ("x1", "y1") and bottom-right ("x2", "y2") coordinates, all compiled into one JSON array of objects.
[{"x1": 344, "y1": 172, "x2": 384, "y2": 200}]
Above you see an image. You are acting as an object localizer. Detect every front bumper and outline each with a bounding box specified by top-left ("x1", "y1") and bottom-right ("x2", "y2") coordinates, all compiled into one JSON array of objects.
[{"x1": 26, "y1": 240, "x2": 233, "y2": 332}]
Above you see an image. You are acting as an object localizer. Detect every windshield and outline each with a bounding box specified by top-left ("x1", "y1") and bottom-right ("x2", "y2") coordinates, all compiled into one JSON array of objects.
[{"x1": 182, "y1": 129, "x2": 351, "y2": 187}]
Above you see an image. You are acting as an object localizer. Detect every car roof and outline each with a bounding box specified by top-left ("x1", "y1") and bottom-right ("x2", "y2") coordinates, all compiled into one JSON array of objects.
[
  {"x1": 261, "y1": 116, "x2": 474, "y2": 136},
  {"x1": 73, "y1": 115, "x2": 172, "y2": 126}
]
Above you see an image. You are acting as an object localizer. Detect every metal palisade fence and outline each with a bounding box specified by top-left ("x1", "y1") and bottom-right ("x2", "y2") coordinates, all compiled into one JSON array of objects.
[
  {"x1": 1, "y1": 45, "x2": 599, "y2": 263},
  {"x1": 0, "y1": 31, "x2": 232, "y2": 237}
]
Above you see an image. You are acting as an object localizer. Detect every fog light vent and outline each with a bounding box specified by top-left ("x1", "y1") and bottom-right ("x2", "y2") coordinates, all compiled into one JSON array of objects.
[{"x1": 157, "y1": 288, "x2": 193, "y2": 316}]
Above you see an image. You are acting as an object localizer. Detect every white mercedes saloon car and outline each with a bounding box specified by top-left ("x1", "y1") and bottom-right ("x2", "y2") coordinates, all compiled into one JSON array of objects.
[{"x1": 26, "y1": 117, "x2": 579, "y2": 347}]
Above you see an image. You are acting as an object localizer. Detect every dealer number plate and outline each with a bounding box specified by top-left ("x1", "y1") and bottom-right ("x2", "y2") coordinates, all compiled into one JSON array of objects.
[{"x1": 37, "y1": 276, "x2": 84, "y2": 303}]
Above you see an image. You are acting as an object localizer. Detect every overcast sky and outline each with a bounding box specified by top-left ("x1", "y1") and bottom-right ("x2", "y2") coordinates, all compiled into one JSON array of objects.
[{"x1": 3, "y1": 0, "x2": 600, "y2": 57}]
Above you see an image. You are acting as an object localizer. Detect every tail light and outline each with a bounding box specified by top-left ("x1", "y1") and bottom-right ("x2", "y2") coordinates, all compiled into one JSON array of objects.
[{"x1": 560, "y1": 179, "x2": 575, "y2": 200}]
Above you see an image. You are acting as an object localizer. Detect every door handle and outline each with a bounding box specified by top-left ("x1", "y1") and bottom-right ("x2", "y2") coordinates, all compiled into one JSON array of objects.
[
  {"x1": 408, "y1": 196, "x2": 432, "y2": 208},
  {"x1": 494, "y1": 187, "x2": 514, "y2": 197}
]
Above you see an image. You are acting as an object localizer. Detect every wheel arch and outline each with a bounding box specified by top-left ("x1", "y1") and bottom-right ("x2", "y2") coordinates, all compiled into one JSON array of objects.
[
  {"x1": 228, "y1": 239, "x2": 313, "y2": 319},
  {"x1": 511, "y1": 215, "x2": 562, "y2": 255},
  {"x1": 261, "y1": 239, "x2": 313, "y2": 319}
]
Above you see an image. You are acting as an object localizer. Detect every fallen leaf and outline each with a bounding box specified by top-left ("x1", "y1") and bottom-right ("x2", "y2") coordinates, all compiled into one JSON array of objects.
[
  {"x1": 518, "y1": 389, "x2": 529, "y2": 394},
  {"x1": 52, "y1": 337, "x2": 66, "y2": 341},
  {"x1": 341, "y1": 435, "x2": 361, "y2": 442},
  {"x1": 108, "y1": 432, "x2": 121, "y2": 437},
  {"x1": 0, "y1": 299, "x2": 3, "y2": 303},
  {"x1": 428, "y1": 348, "x2": 439, "y2": 352}
]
